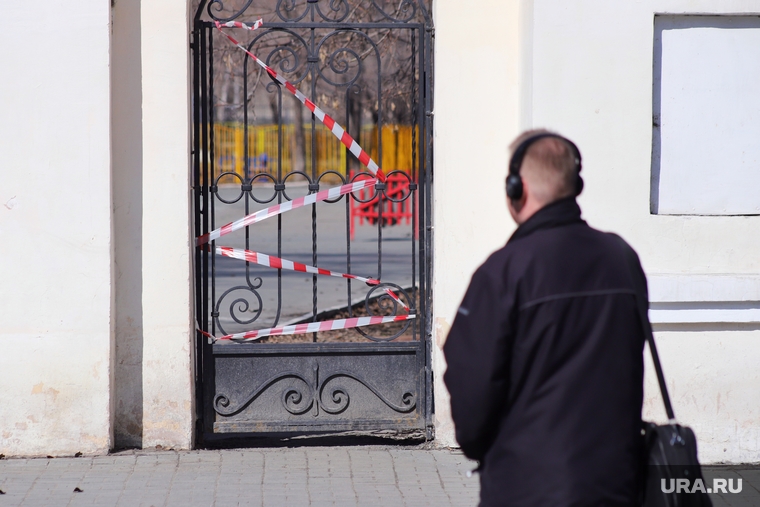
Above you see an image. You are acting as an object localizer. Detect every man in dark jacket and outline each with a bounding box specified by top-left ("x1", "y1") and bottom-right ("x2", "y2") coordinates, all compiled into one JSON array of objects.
[{"x1": 443, "y1": 130, "x2": 646, "y2": 507}]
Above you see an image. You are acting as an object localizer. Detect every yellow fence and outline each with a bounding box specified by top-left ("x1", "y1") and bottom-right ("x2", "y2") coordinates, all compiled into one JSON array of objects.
[{"x1": 212, "y1": 123, "x2": 418, "y2": 183}]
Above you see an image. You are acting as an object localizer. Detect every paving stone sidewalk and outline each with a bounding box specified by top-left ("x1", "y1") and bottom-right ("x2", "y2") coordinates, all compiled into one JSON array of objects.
[
  {"x1": 0, "y1": 447, "x2": 478, "y2": 507},
  {"x1": 1, "y1": 447, "x2": 758, "y2": 507}
]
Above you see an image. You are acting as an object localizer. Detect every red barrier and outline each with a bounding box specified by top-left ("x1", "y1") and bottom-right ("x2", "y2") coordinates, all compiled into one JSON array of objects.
[{"x1": 349, "y1": 170, "x2": 418, "y2": 240}]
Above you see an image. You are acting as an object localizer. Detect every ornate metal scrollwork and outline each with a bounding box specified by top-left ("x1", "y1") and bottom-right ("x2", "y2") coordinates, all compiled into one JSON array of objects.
[
  {"x1": 272, "y1": 0, "x2": 352, "y2": 23},
  {"x1": 213, "y1": 172, "x2": 246, "y2": 204},
  {"x1": 201, "y1": 0, "x2": 430, "y2": 25},
  {"x1": 354, "y1": 283, "x2": 415, "y2": 342},
  {"x1": 314, "y1": 29, "x2": 380, "y2": 88},
  {"x1": 381, "y1": 170, "x2": 414, "y2": 203},
  {"x1": 319, "y1": 382, "x2": 350, "y2": 414},
  {"x1": 214, "y1": 285, "x2": 264, "y2": 337},
  {"x1": 214, "y1": 361, "x2": 416, "y2": 417},
  {"x1": 214, "y1": 371, "x2": 312, "y2": 416},
  {"x1": 198, "y1": 0, "x2": 429, "y2": 344},
  {"x1": 282, "y1": 383, "x2": 314, "y2": 415},
  {"x1": 314, "y1": 0, "x2": 351, "y2": 22},
  {"x1": 206, "y1": 0, "x2": 255, "y2": 23},
  {"x1": 319, "y1": 372, "x2": 416, "y2": 413},
  {"x1": 370, "y1": 0, "x2": 418, "y2": 23},
  {"x1": 243, "y1": 28, "x2": 311, "y2": 86},
  {"x1": 275, "y1": 0, "x2": 311, "y2": 23}
]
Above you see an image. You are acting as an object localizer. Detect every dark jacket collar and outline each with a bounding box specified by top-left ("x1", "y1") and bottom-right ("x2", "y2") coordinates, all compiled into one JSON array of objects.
[{"x1": 507, "y1": 197, "x2": 586, "y2": 244}]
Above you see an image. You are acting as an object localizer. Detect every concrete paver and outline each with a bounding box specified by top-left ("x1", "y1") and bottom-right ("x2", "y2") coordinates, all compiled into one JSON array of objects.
[
  {"x1": 0, "y1": 447, "x2": 478, "y2": 507},
  {"x1": 2, "y1": 448, "x2": 758, "y2": 506}
]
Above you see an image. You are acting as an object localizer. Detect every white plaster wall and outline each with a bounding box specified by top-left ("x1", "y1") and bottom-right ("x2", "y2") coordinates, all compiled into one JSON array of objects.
[
  {"x1": 528, "y1": 0, "x2": 760, "y2": 276},
  {"x1": 0, "y1": 2, "x2": 113, "y2": 455},
  {"x1": 644, "y1": 330, "x2": 760, "y2": 463},
  {"x1": 527, "y1": 0, "x2": 760, "y2": 463},
  {"x1": 433, "y1": 0, "x2": 760, "y2": 462},
  {"x1": 432, "y1": 0, "x2": 522, "y2": 446},
  {"x1": 138, "y1": 1, "x2": 194, "y2": 448}
]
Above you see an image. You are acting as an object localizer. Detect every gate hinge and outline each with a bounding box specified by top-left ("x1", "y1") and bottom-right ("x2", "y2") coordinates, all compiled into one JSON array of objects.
[{"x1": 426, "y1": 110, "x2": 434, "y2": 118}]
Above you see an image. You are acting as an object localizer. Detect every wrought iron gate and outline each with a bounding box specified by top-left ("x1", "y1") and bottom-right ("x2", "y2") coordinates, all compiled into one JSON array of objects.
[{"x1": 192, "y1": 0, "x2": 433, "y2": 442}]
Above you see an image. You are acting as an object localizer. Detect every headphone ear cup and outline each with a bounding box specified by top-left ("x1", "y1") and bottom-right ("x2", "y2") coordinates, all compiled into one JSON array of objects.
[
  {"x1": 575, "y1": 174, "x2": 584, "y2": 196},
  {"x1": 506, "y1": 174, "x2": 524, "y2": 200}
]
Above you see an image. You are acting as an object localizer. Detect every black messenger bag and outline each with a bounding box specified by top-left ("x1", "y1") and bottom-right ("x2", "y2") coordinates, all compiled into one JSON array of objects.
[
  {"x1": 638, "y1": 335, "x2": 712, "y2": 507},
  {"x1": 617, "y1": 236, "x2": 712, "y2": 507}
]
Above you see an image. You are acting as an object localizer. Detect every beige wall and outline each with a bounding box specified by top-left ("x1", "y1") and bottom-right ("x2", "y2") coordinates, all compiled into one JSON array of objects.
[
  {"x1": 112, "y1": 0, "x2": 194, "y2": 450},
  {"x1": 432, "y1": 0, "x2": 522, "y2": 446},
  {"x1": 138, "y1": 0, "x2": 195, "y2": 448},
  {"x1": 645, "y1": 331, "x2": 760, "y2": 463},
  {"x1": 0, "y1": 0, "x2": 194, "y2": 457},
  {"x1": 433, "y1": 0, "x2": 760, "y2": 463},
  {"x1": 0, "y1": 2, "x2": 114, "y2": 455}
]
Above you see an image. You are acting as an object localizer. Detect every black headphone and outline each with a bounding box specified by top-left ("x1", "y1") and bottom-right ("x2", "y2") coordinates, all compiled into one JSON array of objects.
[{"x1": 506, "y1": 133, "x2": 583, "y2": 200}]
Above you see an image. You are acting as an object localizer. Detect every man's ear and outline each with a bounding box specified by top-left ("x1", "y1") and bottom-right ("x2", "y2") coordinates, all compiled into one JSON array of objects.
[{"x1": 508, "y1": 196, "x2": 521, "y2": 214}]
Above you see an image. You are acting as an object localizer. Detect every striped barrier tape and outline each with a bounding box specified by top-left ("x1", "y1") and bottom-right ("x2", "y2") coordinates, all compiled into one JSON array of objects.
[
  {"x1": 196, "y1": 17, "x2": 409, "y2": 341},
  {"x1": 217, "y1": 314, "x2": 416, "y2": 342},
  {"x1": 216, "y1": 246, "x2": 409, "y2": 310},
  {"x1": 196, "y1": 321, "x2": 215, "y2": 341},
  {"x1": 197, "y1": 177, "x2": 375, "y2": 246},
  {"x1": 213, "y1": 19, "x2": 386, "y2": 182},
  {"x1": 217, "y1": 246, "x2": 378, "y2": 284},
  {"x1": 216, "y1": 18, "x2": 264, "y2": 31}
]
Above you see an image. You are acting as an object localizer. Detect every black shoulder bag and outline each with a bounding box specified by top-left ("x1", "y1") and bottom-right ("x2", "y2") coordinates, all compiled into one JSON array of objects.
[{"x1": 617, "y1": 236, "x2": 712, "y2": 507}]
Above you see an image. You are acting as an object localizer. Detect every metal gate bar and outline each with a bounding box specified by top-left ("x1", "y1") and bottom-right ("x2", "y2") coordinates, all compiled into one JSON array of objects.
[{"x1": 192, "y1": 0, "x2": 434, "y2": 443}]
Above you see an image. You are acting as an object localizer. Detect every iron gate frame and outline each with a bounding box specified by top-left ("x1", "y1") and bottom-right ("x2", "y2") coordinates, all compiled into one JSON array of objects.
[{"x1": 191, "y1": 0, "x2": 434, "y2": 443}]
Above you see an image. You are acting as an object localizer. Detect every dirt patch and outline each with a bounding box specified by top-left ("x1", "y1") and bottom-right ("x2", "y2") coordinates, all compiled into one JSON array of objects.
[{"x1": 259, "y1": 288, "x2": 420, "y2": 344}]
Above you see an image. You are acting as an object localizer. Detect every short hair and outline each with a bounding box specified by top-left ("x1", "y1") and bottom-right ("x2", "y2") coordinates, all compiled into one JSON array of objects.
[{"x1": 509, "y1": 129, "x2": 578, "y2": 204}]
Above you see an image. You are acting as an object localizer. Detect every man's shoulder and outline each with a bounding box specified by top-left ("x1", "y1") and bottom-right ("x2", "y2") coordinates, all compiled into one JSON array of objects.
[
  {"x1": 473, "y1": 224, "x2": 641, "y2": 279},
  {"x1": 595, "y1": 229, "x2": 640, "y2": 259},
  {"x1": 463, "y1": 244, "x2": 512, "y2": 292},
  {"x1": 479, "y1": 241, "x2": 516, "y2": 271},
  {"x1": 536, "y1": 221, "x2": 633, "y2": 251}
]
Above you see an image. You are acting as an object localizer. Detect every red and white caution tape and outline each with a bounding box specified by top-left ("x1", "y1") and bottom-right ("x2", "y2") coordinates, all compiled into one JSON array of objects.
[
  {"x1": 217, "y1": 246, "x2": 380, "y2": 284},
  {"x1": 196, "y1": 320, "x2": 215, "y2": 340},
  {"x1": 216, "y1": 246, "x2": 409, "y2": 310},
  {"x1": 216, "y1": 18, "x2": 264, "y2": 31},
  {"x1": 217, "y1": 314, "x2": 416, "y2": 342},
  {"x1": 385, "y1": 289, "x2": 409, "y2": 310},
  {"x1": 196, "y1": 17, "x2": 410, "y2": 343},
  {"x1": 197, "y1": 177, "x2": 375, "y2": 246},
  {"x1": 213, "y1": 20, "x2": 386, "y2": 182}
]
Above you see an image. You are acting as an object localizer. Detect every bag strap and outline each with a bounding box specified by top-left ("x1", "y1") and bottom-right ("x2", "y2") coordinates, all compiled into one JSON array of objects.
[{"x1": 614, "y1": 235, "x2": 677, "y2": 422}]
